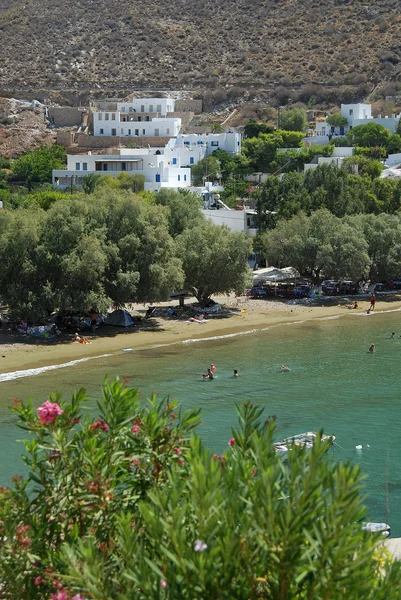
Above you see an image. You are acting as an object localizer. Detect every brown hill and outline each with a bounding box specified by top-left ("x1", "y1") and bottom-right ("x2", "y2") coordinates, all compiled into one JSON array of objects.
[{"x1": 0, "y1": 0, "x2": 400, "y2": 94}]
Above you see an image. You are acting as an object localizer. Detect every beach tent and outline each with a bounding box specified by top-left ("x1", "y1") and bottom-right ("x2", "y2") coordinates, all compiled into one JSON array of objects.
[
  {"x1": 252, "y1": 266, "x2": 300, "y2": 284},
  {"x1": 105, "y1": 309, "x2": 134, "y2": 327}
]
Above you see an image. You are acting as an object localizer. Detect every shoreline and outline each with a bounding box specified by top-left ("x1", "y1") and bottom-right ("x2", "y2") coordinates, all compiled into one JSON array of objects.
[{"x1": 1, "y1": 296, "x2": 401, "y2": 378}]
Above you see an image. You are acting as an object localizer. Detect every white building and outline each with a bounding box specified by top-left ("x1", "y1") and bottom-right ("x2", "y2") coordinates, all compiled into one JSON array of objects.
[
  {"x1": 93, "y1": 113, "x2": 181, "y2": 138},
  {"x1": 187, "y1": 182, "x2": 257, "y2": 237},
  {"x1": 175, "y1": 132, "x2": 242, "y2": 155},
  {"x1": 303, "y1": 146, "x2": 355, "y2": 173},
  {"x1": 52, "y1": 148, "x2": 191, "y2": 192},
  {"x1": 93, "y1": 97, "x2": 175, "y2": 117},
  {"x1": 92, "y1": 96, "x2": 181, "y2": 138},
  {"x1": 315, "y1": 103, "x2": 401, "y2": 138}
]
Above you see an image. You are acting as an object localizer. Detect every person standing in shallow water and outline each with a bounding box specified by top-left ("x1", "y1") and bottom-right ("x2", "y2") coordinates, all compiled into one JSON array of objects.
[
  {"x1": 369, "y1": 344, "x2": 375, "y2": 353},
  {"x1": 233, "y1": 370, "x2": 239, "y2": 377},
  {"x1": 369, "y1": 293, "x2": 376, "y2": 312}
]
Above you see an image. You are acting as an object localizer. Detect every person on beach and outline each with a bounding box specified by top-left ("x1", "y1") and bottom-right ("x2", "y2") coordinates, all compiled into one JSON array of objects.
[
  {"x1": 233, "y1": 369, "x2": 239, "y2": 377},
  {"x1": 347, "y1": 301, "x2": 358, "y2": 309},
  {"x1": 368, "y1": 293, "x2": 376, "y2": 312},
  {"x1": 73, "y1": 332, "x2": 90, "y2": 345},
  {"x1": 369, "y1": 344, "x2": 375, "y2": 353},
  {"x1": 279, "y1": 365, "x2": 291, "y2": 372},
  {"x1": 89, "y1": 309, "x2": 98, "y2": 333},
  {"x1": 210, "y1": 363, "x2": 216, "y2": 372}
]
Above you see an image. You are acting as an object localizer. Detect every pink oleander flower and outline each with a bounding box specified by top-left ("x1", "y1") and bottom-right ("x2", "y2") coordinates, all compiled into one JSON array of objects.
[
  {"x1": 228, "y1": 437, "x2": 236, "y2": 447},
  {"x1": 160, "y1": 579, "x2": 167, "y2": 589},
  {"x1": 174, "y1": 447, "x2": 182, "y2": 455},
  {"x1": 178, "y1": 459, "x2": 185, "y2": 466},
  {"x1": 90, "y1": 419, "x2": 109, "y2": 432},
  {"x1": 212, "y1": 454, "x2": 220, "y2": 460},
  {"x1": 71, "y1": 595, "x2": 86, "y2": 600},
  {"x1": 132, "y1": 425, "x2": 140, "y2": 434},
  {"x1": 34, "y1": 576, "x2": 43, "y2": 586},
  {"x1": 51, "y1": 591, "x2": 68, "y2": 600},
  {"x1": 132, "y1": 457, "x2": 140, "y2": 467},
  {"x1": 37, "y1": 401, "x2": 63, "y2": 425},
  {"x1": 194, "y1": 539, "x2": 208, "y2": 552}
]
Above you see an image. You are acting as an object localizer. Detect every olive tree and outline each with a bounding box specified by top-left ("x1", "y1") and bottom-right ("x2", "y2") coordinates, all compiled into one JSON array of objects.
[{"x1": 177, "y1": 220, "x2": 253, "y2": 304}]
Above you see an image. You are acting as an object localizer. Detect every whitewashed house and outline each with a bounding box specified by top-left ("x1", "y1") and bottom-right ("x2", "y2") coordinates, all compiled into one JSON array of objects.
[
  {"x1": 303, "y1": 146, "x2": 355, "y2": 173},
  {"x1": 52, "y1": 149, "x2": 191, "y2": 192},
  {"x1": 92, "y1": 97, "x2": 181, "y2": 138},
  {"x1": 314, "y1": 103, "x2": 401, "y2": 139},
  {"x1": 175, "y1": 132, "x2": 242, "y2": 155}
]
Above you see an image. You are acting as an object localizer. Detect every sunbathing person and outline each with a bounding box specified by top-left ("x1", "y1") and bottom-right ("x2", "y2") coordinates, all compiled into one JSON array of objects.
[
  {"x1": 73, "y1": 332, "x2": 90, "y2": 345},
  {"x1": 347, "y1": 301, "x2": 358, "y2": 309}
]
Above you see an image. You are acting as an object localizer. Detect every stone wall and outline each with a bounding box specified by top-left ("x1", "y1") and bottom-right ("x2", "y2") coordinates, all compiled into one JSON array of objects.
[
  {"x1": 48, "y1": 106, "x2": 84, "y2": 127},
  {"x1": 56, "y1": 131, "x2": 75, "y2": 146},
  {"x1": 175, "y1": 99, "x2": 203, "y2": 114}
]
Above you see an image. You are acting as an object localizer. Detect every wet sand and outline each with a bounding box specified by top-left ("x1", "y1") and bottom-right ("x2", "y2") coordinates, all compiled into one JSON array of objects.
[{"x1": 1, "y1": 295, "x2": 400, "y2": 375}]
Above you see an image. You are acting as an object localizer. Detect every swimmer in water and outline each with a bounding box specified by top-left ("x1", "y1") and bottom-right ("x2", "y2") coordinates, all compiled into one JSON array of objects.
[
  {"x1": 279, "y1": 365, "x2": 291, "y2": 372},
  {"x1": 391, "y1": 332, "x2": 395, "y2": 338},
  {"x1": 369, "y1": 344, "x2": 375, "y2": 353},
  {"x1": 233, "y1": 369, "x2": 239, "y2": 377},
  {"x1": 202, "y1": 368, "x2": 214, "y2": 380},
  {"x1": 210, "y1": 363, "x2": 216, "y2": 372}
]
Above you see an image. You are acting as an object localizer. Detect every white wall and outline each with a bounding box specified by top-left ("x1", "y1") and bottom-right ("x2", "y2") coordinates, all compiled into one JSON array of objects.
[
  {"x1": 117, "y1": 98, "x2": 175, "y2": 116},
  {"x1": 352, "y1": 116, "x2": 400, "y2": 134},
  {"x1": 333, "y1": 147, "x2": 354, "y2": 157},
  {"x1": 93, "y1": 113, "x2": 181, "y2": 137},
  {"x1": 175, "y1": 132, "x2": 242, "y2": 154},
  {"x1": 203, "y1": 209, "x2": 248, "y2": 234},
  {"x1": 386, "y1": 153, "x2": 401, "y2": 167},
  {"x1": 54, "y1": 151, "x2": 191, "y2": 192},
  {"x1": 341, "y1": 103, "x2": 371, "y2": 123}
]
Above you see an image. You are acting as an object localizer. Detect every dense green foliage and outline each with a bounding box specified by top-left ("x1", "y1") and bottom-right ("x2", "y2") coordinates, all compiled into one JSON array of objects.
[
  {"x1": 259, "y1": 209, "x2": 401, "y2": 283},
  {"x1": 257, "y1": 163, "x2": 401, "y2": 227},
  {"x1": 1, "y1": 378, "x2": 400, "y2": 599},
  {"x1": 278, "y1": 107, "x2": 307, "y2": 132},
  {"x1": 0, "y1": 186, "x2": 252, "y2": 319},
  {"x1": 177, "y1": 220, "x2": 252, "y2": 303},
  {"x1": 326, "y1": 113, "x2": 348, "y2": 128},
  {"x1": 11, "y1": 145, "x2": 66, "y2": 188},
  {"x1": 242, "y1": 130, "x2": 305, "y2": 172}
]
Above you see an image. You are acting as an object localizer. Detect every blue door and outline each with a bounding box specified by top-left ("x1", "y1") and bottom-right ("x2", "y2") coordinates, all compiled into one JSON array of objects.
[
  {"x1": 155, "y1": 174, "x2": 160, "y2": 183},
  {"x1": 340, "y1": 127, "x2": 345, "y2": 135},
  {"x1": 172, "y1": 157, "x2": 177, "y2": 165}
]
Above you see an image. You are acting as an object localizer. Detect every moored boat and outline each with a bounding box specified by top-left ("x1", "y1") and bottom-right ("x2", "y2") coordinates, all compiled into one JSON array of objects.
[{"x1": 274, "y1": 431, "x2": 335, "y2": 456}]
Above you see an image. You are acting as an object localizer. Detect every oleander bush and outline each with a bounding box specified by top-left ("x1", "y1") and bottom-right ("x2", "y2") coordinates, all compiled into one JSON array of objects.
[{"x1": 0, "y1": 378, "x2": 400, "y2": 599}]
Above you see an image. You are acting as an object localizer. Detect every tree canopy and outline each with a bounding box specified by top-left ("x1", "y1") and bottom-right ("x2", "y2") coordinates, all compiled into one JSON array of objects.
[
  {"x1": 1, "y1": 378, "x2": 401, "y2": 599},
  {"x1": 259, "y1": 209, "x2": 371, "y2": 283},
  {"x1": 278, "y1": 107, "x2": 307, "y2": 132},
  {"x1": 0, "y1": 190, "x2": 184, "y2": 320},
  {"x1": 177, "y1": 220, "x2": 252, "y2": 304},
  {"x1": 11, "y1": 145, "x2": 66, "y2": 188},
  {"x1": 326, "y1": 112, "x2": 348, "y2": 128}
]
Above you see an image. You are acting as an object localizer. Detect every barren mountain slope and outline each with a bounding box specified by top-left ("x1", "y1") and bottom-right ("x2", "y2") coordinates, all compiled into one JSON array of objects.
[{"x1": 0, "y1": 0, "x2": 400, "y2": 90}]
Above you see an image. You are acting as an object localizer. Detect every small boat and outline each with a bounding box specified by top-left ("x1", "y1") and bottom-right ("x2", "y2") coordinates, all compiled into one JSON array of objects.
[
  {"x1": 274, "y1": 432, "x2": 335, "y2": 456},
  {"x1": 361, "y1": 522, "x2": 391, "y2": 537}
]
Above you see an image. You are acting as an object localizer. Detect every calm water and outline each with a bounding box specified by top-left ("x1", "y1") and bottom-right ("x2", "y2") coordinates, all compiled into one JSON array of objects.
[{"x1": 1, "y1": 310, "x2": 401, "y2": 532}]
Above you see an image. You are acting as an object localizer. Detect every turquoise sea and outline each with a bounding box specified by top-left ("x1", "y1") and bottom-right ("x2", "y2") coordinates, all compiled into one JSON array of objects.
[{"x1": 1, "y1": 309, "x2": 401, "y2": 532}]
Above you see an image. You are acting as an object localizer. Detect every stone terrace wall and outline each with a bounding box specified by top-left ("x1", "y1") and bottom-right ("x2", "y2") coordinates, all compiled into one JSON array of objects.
[{"x1": 175, "y1": 99, "x2": 203, "y2": 114}]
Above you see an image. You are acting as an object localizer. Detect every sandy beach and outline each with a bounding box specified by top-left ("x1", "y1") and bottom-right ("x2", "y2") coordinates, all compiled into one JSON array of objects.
[{"x1": 1, "y1": 294, "x2": 401, "y2": 376}]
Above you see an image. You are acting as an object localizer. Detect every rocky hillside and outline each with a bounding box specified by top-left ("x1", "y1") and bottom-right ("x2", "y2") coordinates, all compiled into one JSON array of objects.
[{"x1": 0, "y1": 0, "x2": 400, "y2": 93}]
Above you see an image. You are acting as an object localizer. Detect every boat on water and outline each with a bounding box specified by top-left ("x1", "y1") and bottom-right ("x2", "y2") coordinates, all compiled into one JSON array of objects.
[
  {"x1": 274, "y1": 432, "x2": 335, "y2": 456},
  {"x1": 361, "y1": 522, "x2": 391, "y2": 537}
]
